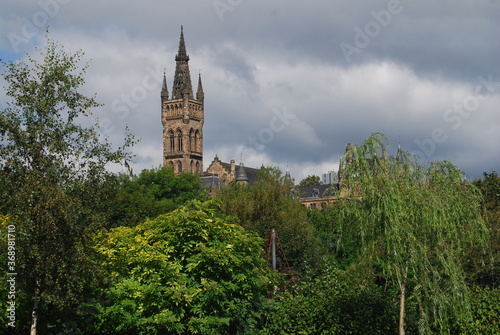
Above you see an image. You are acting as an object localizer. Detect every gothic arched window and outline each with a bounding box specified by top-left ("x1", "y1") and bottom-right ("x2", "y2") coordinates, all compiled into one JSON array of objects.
[
  {"x1": 194, "y1": 130, "x2": 200, "y2": 153},
  {"x1": 189, "y1": 129, "x2": 194, "y2": 152},
  {"x1": 168, "y1": 130, "x2": 175, "y2": 152},
  {"x1": 195, "y1": 161, "x2": 200, "y2": 174},
  {"x1": 177, "y1": 129, "x2": 183, "y2": 151},
  {"x1": 177, "y1": 161, "x2": 182, "y2": 174}
]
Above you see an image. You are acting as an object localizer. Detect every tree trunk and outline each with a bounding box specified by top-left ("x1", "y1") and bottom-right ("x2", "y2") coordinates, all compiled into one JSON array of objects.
[
  {"x1": 30, "y1": 279, "x2": 41, "y2": 335},
  {"x1": 398, "y1": 259, "x2": 409, "y2": 335},
  {"x1": 399, "y1": 280, "x2": 406, "y2": 335}
]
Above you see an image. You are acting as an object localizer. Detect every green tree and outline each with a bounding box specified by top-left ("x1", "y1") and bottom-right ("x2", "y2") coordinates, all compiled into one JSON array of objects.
[
  {"x1": 298, "y1": 175, "x2": 322, "y2": 187},
  {"x1": 90, "y1": 200, "x2": 272, "y2": 334},
  {"x1": 332, "y1": 133, "x2": 489, "y2": 334},
  {"x1": 470, "y1": 172, "x2": 500, "y2": 287},
  {"x1": 105, "y1": 166, "x2": 208, "y2": 227},
  {"x1": 260, "y1": 263, "x2": 397, "y2": 334},
  {"x1": 0, "y1": 36, "x2": 133, "y2": 334},
  {"x1": 218, "y1": 167, "x2": 318, "y2": 274}
]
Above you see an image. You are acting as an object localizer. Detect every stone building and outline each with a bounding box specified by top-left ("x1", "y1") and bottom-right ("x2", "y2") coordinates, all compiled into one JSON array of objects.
[
  {"x1": 161, "y1": 27, "x2": 204, "y2": 175},
  {"x1": 161, "y1": 27, "x2": 261, "y2": 187},
  {"x1": 159, "y1": 28, "x2": 377, "y2": 206},
  {"x1": 204, "y1": 155, "x2": 260, "y2": 185}
]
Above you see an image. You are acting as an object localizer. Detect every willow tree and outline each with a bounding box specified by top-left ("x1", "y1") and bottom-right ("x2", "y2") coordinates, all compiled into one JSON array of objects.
[
  {"x1": 0, "y1": 36, "x2": 134, "y2": 334},
  {"x1": 335, "y1": 133, "x2": 488, "y2": 334}
]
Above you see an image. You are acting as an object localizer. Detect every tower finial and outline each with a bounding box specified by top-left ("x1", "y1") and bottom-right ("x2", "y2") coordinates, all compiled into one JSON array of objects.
[
  {"x1": 172, "y1": 26, "x2": 193, "y2": 99},
  {"x1": 161, "y1": 69, "x2": 169, "y2": 100},
  {"x1": 176, "y1": 26, "x2": 189, "y2": 62},
  {"x1": 196, "y1": 71, "x2": 204, "y2": 103}
]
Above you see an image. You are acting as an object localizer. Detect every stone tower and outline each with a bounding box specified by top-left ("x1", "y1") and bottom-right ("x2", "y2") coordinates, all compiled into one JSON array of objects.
[{"x1": 162, "y1": 26, "x2": 204, "y2": 174}]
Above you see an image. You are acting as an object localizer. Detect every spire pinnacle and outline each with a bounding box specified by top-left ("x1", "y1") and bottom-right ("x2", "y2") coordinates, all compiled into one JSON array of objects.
[
  {"x1": 172, "y1": 26, "x2": 193, "y2": 99},
  {"x1": 196, "y1": 72, "x2": 204, "y2": 102},
  {"x1": 161, "y1": 69, "x2": 169, "y2": 100},
  {"x1": 175, "y1": 25, "x2": 189, "y2": 62}
]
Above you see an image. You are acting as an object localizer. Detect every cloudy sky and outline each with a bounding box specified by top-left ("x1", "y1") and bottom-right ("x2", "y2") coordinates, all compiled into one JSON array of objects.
[{"x1": 1, "y1": 0, "x2": 499, "y2": 182}]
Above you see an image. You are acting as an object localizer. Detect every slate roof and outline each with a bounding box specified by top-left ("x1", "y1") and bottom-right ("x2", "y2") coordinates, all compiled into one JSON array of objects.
[{"x1": 200, "y1": 174, "x2": 223, "y2": 191}]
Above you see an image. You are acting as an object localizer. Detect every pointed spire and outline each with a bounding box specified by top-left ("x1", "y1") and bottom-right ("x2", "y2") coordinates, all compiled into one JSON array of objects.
[
  {"x1": 175, "y1": 25, "x2": 189, "y2": 62},
  {"x1": 396, "y1": 136, "x2": 404, "y2": 163},
  {"x1": 236, "y1": 161, "x2": 249, "y2": 183},
  {"x1": 196, "y1": 72, "x2": 204, "y2": 102},
  {"x1": 172, "y1": 26, "x2": 193, "y2": 99},
  {"x1": 161, "y1": 69, "x2": 169, "y2": 100}
]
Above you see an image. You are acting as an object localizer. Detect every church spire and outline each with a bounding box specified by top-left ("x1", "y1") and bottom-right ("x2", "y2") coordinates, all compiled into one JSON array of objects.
[
  {"x1": 176, "y1": 26, "x2": 189, "y2": 62},
  {"x1": 172, "y1": 26, "x2": 193, "y2": 99},
  {"x1": 196, "y1": 72, "x2": 204, "y2": 103}
]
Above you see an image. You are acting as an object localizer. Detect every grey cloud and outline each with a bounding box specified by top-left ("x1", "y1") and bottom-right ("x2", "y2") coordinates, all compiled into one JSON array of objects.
[{"x1": 0, "y1": 0, "x2": 498, "y2": 181}]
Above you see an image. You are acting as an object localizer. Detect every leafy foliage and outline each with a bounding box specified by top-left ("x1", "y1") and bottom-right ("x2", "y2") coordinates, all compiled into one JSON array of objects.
[
  {"x1": 0, "y1": 35, "x2": 133, "y2": 333},
  {"x1": 260, "y1": 263, "x2": 397, "y2": 334},
  {"x1": 104, "y1": 166, "x2": 208, "y2": 227},
  {"x1": 218, "y1": 167, "x2": 318, "y2": 274},
  {"x1": 460, "y1": 286, "x2": 500, "y2": 334},
  {"x1": 298, "y1": 175, "x2": 321, "y2": 187},
  {"x1": 90, "y1": 200, "x2": 272, "y2": 334},
  {"x1": 327, "y1": 133, "x2": 489, "y2": 334},
  {"x1": 469, "y1": 172, "x2": 500, "y2": 287}
]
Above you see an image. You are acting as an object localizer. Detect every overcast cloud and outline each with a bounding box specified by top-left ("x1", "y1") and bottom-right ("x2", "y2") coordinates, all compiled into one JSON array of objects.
[{"x1": 1, "y1": 0, "x2": 499, "y2": 182}]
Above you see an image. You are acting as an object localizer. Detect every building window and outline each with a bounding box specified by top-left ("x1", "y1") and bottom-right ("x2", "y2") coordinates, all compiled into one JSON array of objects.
[
  {"x1": 177, "y1": 130, "x2": 183, "y2": 151},
  {"x1": 189, "y1": 129, "x2": 194, "y2": 151},
  {"x1": 194, "y1": 130, "x2": 200, "y2": 152},
  {"x1": 195, "y1": 161, "x2": 200, "y2": 174},
  {"x1": 169, "y1": 131, "x2": 175, "y2": 152},
  {"x1": 177, "y1": 161, "x2": 182, "y2": 173}
]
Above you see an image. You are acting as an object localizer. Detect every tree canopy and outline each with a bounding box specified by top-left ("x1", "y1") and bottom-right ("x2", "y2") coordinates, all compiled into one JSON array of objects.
[
  {"x1": 0, "y1": 35, "x2": 134, "y2": 334},
  {"x1": 104, "y1": 166, "x2": 208, "y2": 228},
  {"x1": 298, "y1": 175, "x2": 322, "y2": 187},
  {"x1": 90, "y1": 200, "x2": 272, "y2": 334},
  {"x1": 217, "y1": 167, "x2": 318, "y2": 274},
  {"x1": 331, "y1": 133, "x2": 489, "y2": 334}
]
